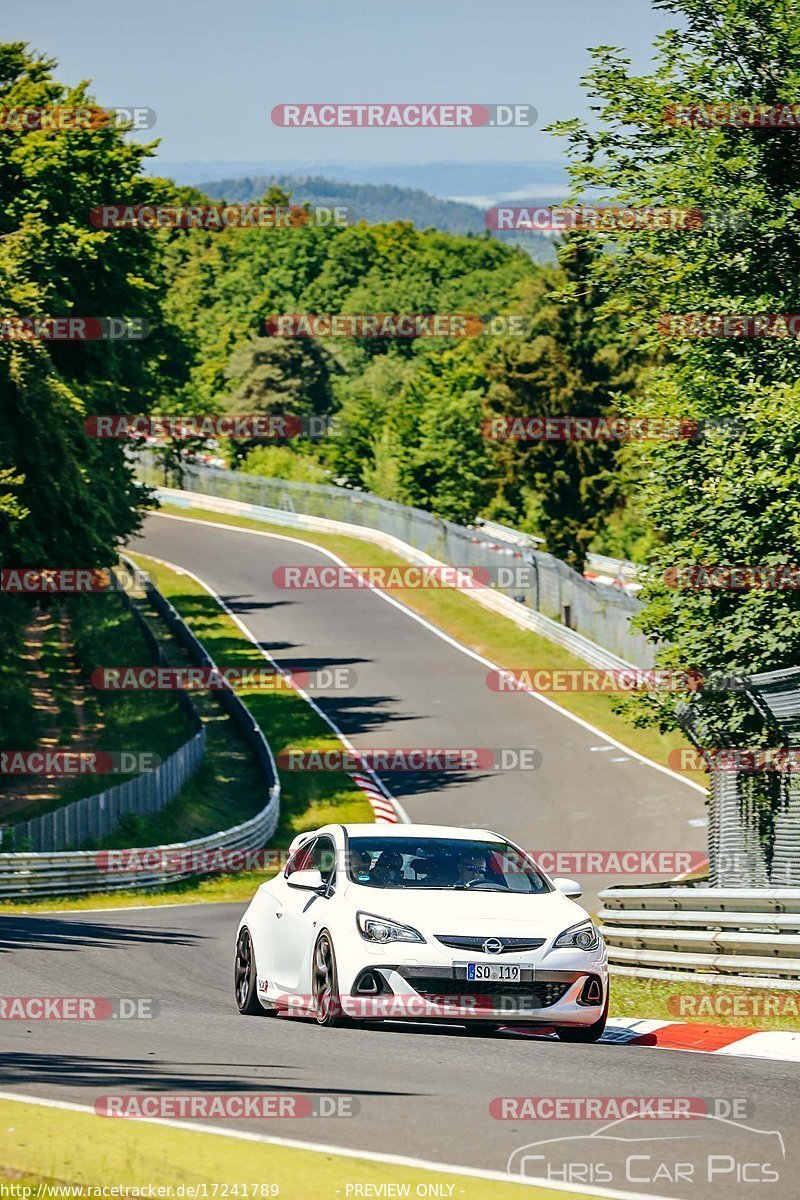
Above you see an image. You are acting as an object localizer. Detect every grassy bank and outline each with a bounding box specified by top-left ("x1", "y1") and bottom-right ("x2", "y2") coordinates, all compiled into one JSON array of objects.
[{"x1": 610, "y1": 972, "x2": 800, "y2": 1033}]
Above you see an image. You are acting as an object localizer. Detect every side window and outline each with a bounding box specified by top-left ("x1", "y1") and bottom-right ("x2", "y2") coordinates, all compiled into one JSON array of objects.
[
  {"x1": 285, "y1": 838, "x2": 317, "y2": 878},
  {"x1": 283, "y1": 836, "x2": 337, "y2": 887},
  {"x1": 312, "y1": 837, "x2": 337, "y2": 887}
]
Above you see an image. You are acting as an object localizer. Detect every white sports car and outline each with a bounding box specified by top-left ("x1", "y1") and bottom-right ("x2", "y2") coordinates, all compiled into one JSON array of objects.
[{"x1": 235, "y1": 823, "x2": 609, "y2": 1040}]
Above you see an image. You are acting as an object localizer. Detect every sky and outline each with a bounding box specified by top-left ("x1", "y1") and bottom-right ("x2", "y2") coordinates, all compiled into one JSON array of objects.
[{"x1": 7, "y1": 0, "x2": 674, "y2": 173}]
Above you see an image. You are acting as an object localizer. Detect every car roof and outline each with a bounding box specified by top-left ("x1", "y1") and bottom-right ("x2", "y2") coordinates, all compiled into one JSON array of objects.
[{"x1": 317, "y1": 823, "x2": 502, "y2": 841}]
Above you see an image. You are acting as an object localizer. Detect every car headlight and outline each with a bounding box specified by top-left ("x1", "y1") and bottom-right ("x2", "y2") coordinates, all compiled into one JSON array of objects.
[
  {"x1": 357, "y1": 911, "x2": 426, "y2": 944},
  {"x1": 553, "y1": 919, "x2": 601, "y2": 951}
]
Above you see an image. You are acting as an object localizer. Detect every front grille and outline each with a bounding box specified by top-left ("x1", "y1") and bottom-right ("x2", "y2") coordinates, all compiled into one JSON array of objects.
[
  {"x1": 434, "y1": 935, "x2": 546, "y2": 953},
  {"x1": 401, "y1": 975, "x2": 572, "y2": 1009}
]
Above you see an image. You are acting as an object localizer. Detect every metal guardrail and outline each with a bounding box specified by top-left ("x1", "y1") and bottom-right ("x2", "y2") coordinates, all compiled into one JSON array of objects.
[
  {"x1": 5, "y1": 732, "x2": 205, "y2": 855},
  {"x1": 599, "y1": 884, "x2": 800, "y2": 983},
  {"x1": 0, "y1": 799, "x2": 279, "y2": 898},
  {"x1": 0, "y1": 560, "x2": 281, "y2": 897},
  {"x1": 136, "y1": 452, "x2": 655, "y2": 668}
]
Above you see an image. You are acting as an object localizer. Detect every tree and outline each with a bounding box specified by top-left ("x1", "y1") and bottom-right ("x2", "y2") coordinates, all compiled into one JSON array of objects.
[
  {"x1": 392, "y1": 344, "x2": 496, "y2": 523},
  {"x1": 0, "y1": 42, "x2": 184, "y2": 566},
  {"x1": 485, "y1": 238, "x2": 640, "y2": 569},
  {"x1": 222, "y1": 336, "x2": 334, "y2": 465},
  {"x1": 553, "y1": 0, "x2": 800, "y2": 741}
]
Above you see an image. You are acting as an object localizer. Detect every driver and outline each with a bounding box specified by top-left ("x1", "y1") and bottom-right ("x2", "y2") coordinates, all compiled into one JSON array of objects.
[{"x1": 457, "y1": 851, "x2": 489, "y2": 886}]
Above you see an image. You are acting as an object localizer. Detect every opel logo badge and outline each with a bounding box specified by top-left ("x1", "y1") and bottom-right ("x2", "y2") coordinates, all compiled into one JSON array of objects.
[{"x1": 483, "y1": 937, "x2": 503, "y2": 955}]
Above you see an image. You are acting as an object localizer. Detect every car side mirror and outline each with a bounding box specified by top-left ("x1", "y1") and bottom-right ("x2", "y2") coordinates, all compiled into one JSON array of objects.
[
  {"x1": 287, "y1": 868, "x2": 325, "y2": 892},
  {"x1": 553, "y1": 876, "x2": 582, "y2": 899}
]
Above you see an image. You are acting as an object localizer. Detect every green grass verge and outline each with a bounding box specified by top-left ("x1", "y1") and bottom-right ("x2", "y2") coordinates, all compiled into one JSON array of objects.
[
  {"x1": 0, "y1": 1097, "x2": 600, "y2": 1200},
  {"x1": 157, "y1": 501, "x2": 707, "y2": 789},
  {"x1": 610, "y1": 972, "x2": 800, "y2": 1032}
]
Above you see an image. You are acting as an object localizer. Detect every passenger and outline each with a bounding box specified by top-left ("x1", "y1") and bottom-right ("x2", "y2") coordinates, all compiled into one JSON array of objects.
[
  {"x1": 370, "y1": 849, "x2": 404, "y2": 884},
  {"x1": 349, "y1": 848, "x2": 373, "y2": 881}
]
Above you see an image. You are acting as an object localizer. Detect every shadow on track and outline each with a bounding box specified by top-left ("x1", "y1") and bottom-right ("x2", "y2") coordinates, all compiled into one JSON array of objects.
[
  {"x1": 0, "y1": 1051, "x2": 420, "y2": 1097},
  {"x1": 0, "y1": 917, "x2": 204, "y2": 954}
]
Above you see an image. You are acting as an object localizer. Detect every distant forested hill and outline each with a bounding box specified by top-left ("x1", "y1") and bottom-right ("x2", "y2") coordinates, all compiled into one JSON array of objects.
[{"x1": 196, "y1": 173, "x2": 555, "y2": 263}]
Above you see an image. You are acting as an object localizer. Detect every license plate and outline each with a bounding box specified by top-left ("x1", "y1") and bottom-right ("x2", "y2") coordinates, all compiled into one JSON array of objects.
[{"x1": 466, "y1": 962, "x2": 522, "y2": 982}]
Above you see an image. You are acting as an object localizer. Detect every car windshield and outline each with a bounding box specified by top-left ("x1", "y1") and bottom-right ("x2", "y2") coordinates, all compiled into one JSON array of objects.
[{"x1": 346, "y1": 837, "x2": 551, "y2": 893}]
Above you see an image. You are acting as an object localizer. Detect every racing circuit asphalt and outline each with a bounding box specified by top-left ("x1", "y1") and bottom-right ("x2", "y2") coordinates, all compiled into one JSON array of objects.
[{"x1": 0, "y1": 902, "x2": 797, "y2": 1200}]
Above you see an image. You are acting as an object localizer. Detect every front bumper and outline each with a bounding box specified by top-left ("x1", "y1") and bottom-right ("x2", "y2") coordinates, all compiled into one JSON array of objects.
[{"x1": 342, "y1": 963, "x2": 606, "y2": 1026}]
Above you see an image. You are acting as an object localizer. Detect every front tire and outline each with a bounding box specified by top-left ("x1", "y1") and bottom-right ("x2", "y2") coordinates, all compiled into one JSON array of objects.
[
  {"x1": 312, "y1": 932, "x2": 349, "y2": 1027},
  {"x1": 555, "y1": 992, "x2": 609, "y2": 1043},
  {"x1": 234, "y1": 927, "x2": 264, "y2": 1015}
]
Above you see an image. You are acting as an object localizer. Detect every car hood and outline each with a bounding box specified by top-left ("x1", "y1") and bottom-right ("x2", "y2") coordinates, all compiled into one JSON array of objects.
[{"x1": 344, "y1": 883, "x2": 587, "y2": 938}]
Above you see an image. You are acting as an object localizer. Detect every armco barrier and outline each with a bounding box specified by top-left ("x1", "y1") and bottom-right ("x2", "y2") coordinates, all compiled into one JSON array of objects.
[
  {"x1": 136, "y1": 453, "x2": 654, "y2": 669},
  {"x1": 0, "y1": 801, "x2": 279, "y2": 898},
  {"x1": 599, "y1": 884, "x2": 800, "y2": 985},
  {"x1": 5, "y1": 579, "x2": 206, "y2": 854},
  {"x1": 0, "y1": 560, "x2": 281, "y2": 896}
]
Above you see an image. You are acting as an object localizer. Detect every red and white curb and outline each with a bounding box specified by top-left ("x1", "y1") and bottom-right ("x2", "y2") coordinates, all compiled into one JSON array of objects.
[
  {"x1": 352, "y1": 771, "x2": 400, "y2": 823},
  {"x1": 506, "y1": 1017, "x2": 800, "y2": 1060}
]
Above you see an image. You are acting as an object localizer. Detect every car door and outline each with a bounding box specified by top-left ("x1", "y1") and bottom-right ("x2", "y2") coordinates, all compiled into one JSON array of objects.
[{"x1": 271, "y1": 836, "x2": 338, "y2": 993}]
